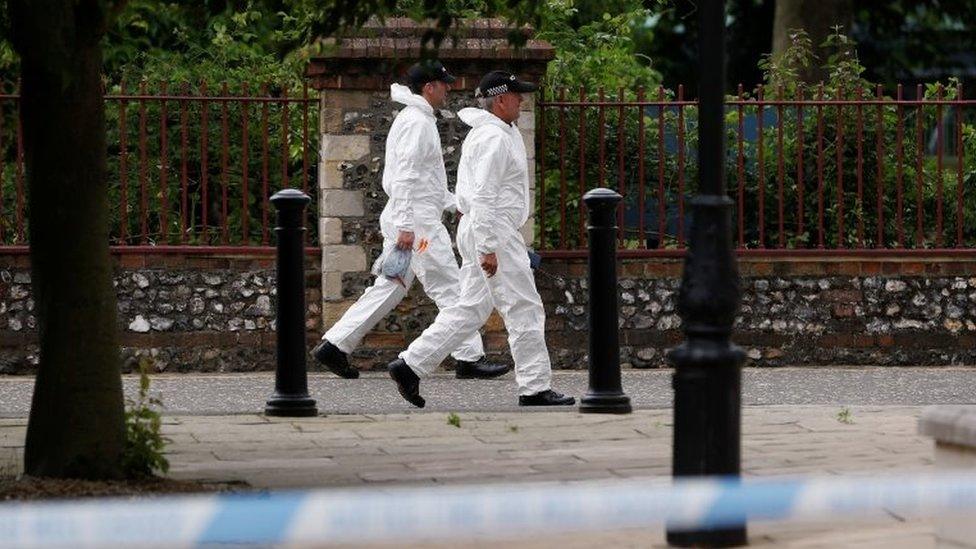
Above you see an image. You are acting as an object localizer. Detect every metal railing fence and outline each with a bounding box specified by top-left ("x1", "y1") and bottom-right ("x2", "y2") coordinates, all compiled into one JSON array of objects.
[
  {"x1": 0, "y1": 80, "x2": 319, "y2": 254},
  {"x1": 537, "y1": 83, "x2": 975, "y2": 257}
]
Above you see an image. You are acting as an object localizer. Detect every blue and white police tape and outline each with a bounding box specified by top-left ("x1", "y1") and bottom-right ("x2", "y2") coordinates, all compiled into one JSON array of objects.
[{"x1": 2, "y1": 472, "x2": 976, "y2": 547}]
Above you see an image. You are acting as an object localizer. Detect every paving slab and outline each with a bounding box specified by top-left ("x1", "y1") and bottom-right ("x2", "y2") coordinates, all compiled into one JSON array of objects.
[{"x1": 0, "y1": 376, "x2": 958, "y2": 547}]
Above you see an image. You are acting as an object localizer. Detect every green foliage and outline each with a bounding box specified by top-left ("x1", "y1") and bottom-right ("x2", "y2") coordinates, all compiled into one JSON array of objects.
[
  {"x1": 820, "y1": 26, "x2": 870, "y2": 93},
  {"x1": 537, "y1": 25, "x2": 976, "y2": 251},
  {"x1": 836, "y1": 408, "x2": 854, "y2": 424},
  {"x1": 851, "y1": 1, "x2": 976, "y2": 90},
  {"x1": 537, "y1": 0, "x2": 661, "y2": 91},
  {"x1": 0, "y1": 2, "x2": 320, "y2": 246},
  {"x1": 108, "y1": 1, "x2": 309, "y2": 86},
  {"x1": 533, "y1": 1, "x2": 665, "y2": 250},
  {"x1": 123, "y1": 358, "x2": 170, "y2": 479},
  {"x1": 296, "y1": 0, "x2": 545, "y2": 49},
  {"x1": 759, "y1": 29, "x2": 815, "y2": 95},
  {"x1": 0, "y1": 3, "x2": 13, "y2": 75},
  {"x1": 0, "y1": 42, "x2": 15, "y2": 76},
  {"x1": 746, "y1": 27, "x2": 975, "y2": 250},
  {"x1": 396, "y1": 0, "x2": 489, "y2": 23},
  {"x1": 447, "y1": 412, "x2": 461, "y2": 428}
]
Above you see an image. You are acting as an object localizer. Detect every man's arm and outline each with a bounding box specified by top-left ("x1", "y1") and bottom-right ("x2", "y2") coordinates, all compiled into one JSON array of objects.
[
  {"x1": 470, "y1": 132, "x2": 507, "y2": 276},
  {"x1": 387, "y1": 121, "x2": 431, "y2": 248}
]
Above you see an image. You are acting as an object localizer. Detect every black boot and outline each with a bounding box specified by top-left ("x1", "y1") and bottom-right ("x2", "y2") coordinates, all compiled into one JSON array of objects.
[
  {"x1": 311, "y1": 340, "x2": 360, "y2": 379},
  {"x1": 519, "y1": 389, "x2": 576, "y2": 407},
  {"x1": 455, "y1": 357, "x2": 511, "y2": 379},
  {"x1": 387, "y1": 358, "x2": 425, "y2": 408}
]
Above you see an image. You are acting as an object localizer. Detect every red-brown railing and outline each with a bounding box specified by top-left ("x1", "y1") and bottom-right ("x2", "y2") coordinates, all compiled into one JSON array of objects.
[
  {"x1": 0, "y1": 80, "x2": 319, "y2": 255},
  {"x1": 6, "y1": 81, "x2": 974, "y2": 259},
  {"x1": 537, "y1": 84, "x2": 976, "y2": 257}
]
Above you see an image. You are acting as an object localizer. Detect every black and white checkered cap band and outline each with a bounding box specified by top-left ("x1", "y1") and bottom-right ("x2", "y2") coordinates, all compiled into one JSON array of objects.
[{"x1": 482, "y1": 84, "x2": 509, "y2": 97}]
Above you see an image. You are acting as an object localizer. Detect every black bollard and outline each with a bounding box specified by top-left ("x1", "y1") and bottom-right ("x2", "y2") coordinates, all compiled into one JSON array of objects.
[
  {"x1": 666, "y1": 0, "x2": 746, "y2": 546},
  {"x1": 579, "y1": 188, "x2": 632, "y2": 414},
  {"x1": 265, "y1": 189, "x2": 318, "y2": 417}
]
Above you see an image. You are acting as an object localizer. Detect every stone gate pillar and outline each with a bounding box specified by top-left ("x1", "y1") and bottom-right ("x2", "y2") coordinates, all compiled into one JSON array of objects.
[{"x1": 306, "y1": 18, "x2": 554, "y2": 365}]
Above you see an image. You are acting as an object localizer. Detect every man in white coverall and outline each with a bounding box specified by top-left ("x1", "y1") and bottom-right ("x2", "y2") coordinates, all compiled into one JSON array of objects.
[
  {"x1": 387, "y1": 70, "x2": 575, "y2": 408},
  {"x1": 312, "y1": 60, "x2": 509, "y2": 381}
]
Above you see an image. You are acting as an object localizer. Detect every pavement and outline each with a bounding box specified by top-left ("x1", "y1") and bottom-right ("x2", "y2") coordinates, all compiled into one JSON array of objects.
[
  {"x1": 3, "y1": 367, "x2": 976, "y2": 416},
  {"x1": 0, "y1": 368, "x2": 972, "y2": 547}
]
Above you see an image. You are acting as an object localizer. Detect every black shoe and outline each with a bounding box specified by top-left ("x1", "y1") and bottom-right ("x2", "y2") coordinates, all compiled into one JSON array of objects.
[
  {"x1": 455, "y1": 357, "x2": 512, "y2": 379},
  {"x1": 518, "y1": 389, "x2": 576, "y2": 407},
  {"x1": 312, "y1": 340, "x2": 359, "y2": 379},
  {"x1": 388, "y1": 358, "x2": 425, "y2": 408}
]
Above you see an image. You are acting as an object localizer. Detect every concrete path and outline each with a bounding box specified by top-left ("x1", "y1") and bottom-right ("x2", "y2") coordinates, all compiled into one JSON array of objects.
[
  {"x1": 1, "y1": 367, "x2": 967, "y2": 547},
  {"x1": 2, "y1": 367, "x2": 976, "y2": 416},
  {"x1": 0, "y1": 404, "x2": 939, "y2": 547}
]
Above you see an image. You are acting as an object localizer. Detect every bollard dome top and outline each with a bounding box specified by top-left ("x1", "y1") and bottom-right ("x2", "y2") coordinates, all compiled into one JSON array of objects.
[
  {"x1": 270, "y1": 188, "x2": 311, "y2": 209},
  {"x1": 583, "y1": 187, "x2": 622, "y2": 206}
]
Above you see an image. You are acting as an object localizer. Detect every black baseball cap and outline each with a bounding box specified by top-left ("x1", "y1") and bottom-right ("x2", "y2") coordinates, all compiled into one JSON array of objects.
[
  {"x1": 406, "y1": 59, "x2": 456, "y2": 88},
  {"x1": 474, "y1": 70, "x2": 539, "y2": 98}
]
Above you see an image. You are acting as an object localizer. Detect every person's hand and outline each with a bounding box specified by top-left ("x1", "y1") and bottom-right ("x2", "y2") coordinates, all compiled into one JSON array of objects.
[
  {"x1": 396, "y1": 230, "x2": 415, "y2": 250},
  {"x1": 480, "y1": 253, "x2": 498, "y2": 277}
]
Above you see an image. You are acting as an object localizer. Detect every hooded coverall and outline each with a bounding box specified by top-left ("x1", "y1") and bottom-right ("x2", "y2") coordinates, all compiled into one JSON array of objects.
[
  {"x1": 400, "y1": 107, "x2": 552, "y2": 396},
  {"x1": 322, "y1": 84, "x2": 485, "y2": 363}
]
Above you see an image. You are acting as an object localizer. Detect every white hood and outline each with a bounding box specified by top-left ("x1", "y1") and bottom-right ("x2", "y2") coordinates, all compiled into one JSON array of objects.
[
  {"x1": 380, "y1": 84, "x2": 453, "y2": 234},
  {"x1": 458, "y1": 107, "x2": 510, "y2": 129},
  {"x1": 455, "y1": 106, "x2": 531, "y2": 254},
  {"x1": 390, "y1": 83, "x2": 434, "y2": 115}
]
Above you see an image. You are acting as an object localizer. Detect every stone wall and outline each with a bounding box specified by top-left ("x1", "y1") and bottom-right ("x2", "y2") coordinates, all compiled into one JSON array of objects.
[
  {"x1": 0, "y1": 254, "x2": 322, "y2": 374},
  {"x1": 332, "y1": 256, "x2": 976, "y2": 370},
  {"x1": 539, "y1": 257, "x2": 976, "y2": 369},
  {"x1": 5, "y1": 253, "x2": 976, "y2": 374}
]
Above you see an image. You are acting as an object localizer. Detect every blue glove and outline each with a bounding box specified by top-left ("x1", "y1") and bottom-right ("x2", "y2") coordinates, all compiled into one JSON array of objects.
[{"x1": 527, "y1": 249, "x2": 542, "y2": 270}]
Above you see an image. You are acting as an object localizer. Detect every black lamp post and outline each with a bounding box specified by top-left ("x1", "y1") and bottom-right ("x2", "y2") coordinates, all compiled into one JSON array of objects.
[{"x1": 666, "y1": 0, "x2": 747, "y2": 546}]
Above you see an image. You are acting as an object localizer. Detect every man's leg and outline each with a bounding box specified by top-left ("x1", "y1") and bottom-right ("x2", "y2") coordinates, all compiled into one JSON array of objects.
[
  {"x1": 387, "y1": 222, "x2": 496, "y2": 407},
  {"x1": 323, "y1": 272, "x2": 412, "y2": 354},
  {"x1": 412, "y1": 226, "x2": 509, "y2": 379},
  {"x1": 387, "y1": 257, "x2": 494, "y2": 408},
  {"x1": 410, "y1": 226, "x2": 486, "y2": 363},
  {"x1": 316, "y1": 241, "x2": 414, "y2": 378},
  {"x1": 399, "y1": 255, "x2": 495, "y2": 377},
  {"x1": 488, "y1": 236, "x2": 553, "y2": 396}
]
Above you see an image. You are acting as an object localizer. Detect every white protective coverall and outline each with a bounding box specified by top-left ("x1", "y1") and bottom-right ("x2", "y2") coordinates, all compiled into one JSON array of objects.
[
  {"x1": 323, "y1": 84, "x2": 485, "y2": 362},
  {"x1": 400, "y1": 107, "x2": 552, "y2": 396}
]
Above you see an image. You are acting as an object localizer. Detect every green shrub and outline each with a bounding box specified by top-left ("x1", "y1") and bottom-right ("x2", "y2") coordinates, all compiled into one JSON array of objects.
[{"x1": 122, "y1": 358, "x2": 170, "y2": 479}]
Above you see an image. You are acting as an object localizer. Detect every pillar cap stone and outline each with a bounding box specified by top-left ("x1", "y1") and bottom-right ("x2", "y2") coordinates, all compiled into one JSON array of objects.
[{"x1": 307, "y1": 17, "x2": 554, "y2": 91}]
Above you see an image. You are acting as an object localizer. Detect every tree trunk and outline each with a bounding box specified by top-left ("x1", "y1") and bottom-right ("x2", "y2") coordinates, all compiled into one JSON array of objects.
[
  {"x1": 772, "y1": 0, "x2": 853, "y2": 83},
  {"x1": 11, "y1": 0, "x2": 125, "y2": 479}
]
